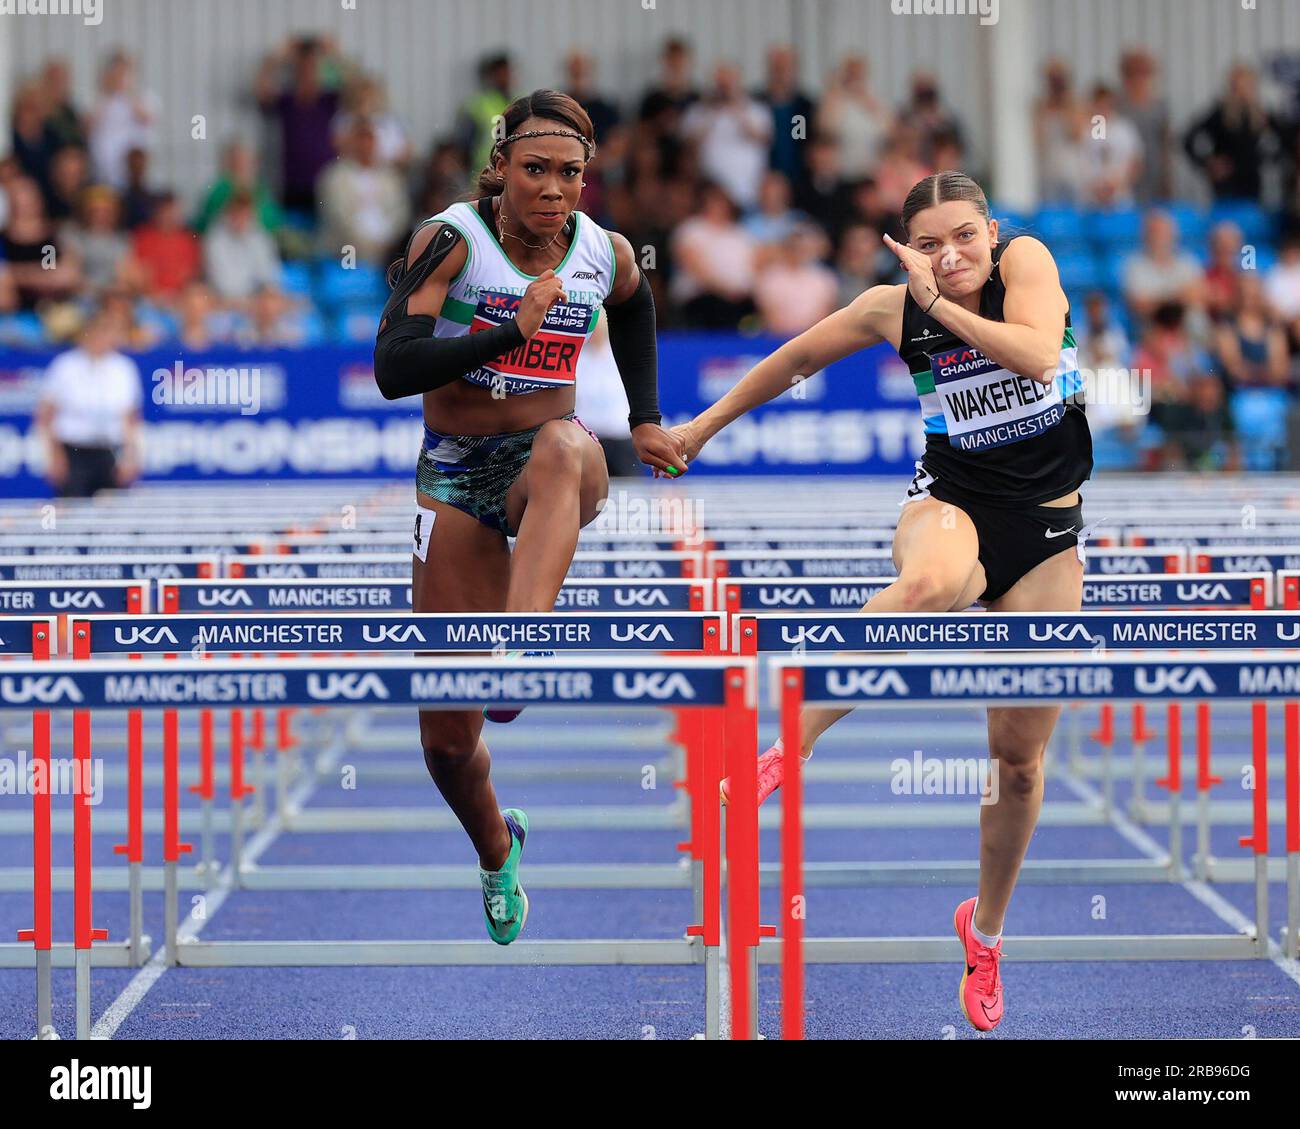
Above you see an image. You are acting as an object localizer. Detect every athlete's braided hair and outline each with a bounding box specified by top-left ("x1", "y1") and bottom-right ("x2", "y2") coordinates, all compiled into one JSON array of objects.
[{"x1": 472, "y1": 89, "x2": 596, "y2": 198}]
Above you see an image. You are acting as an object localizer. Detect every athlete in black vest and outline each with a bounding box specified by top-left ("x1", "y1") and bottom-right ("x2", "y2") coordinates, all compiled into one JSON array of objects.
[{"x1": 674, "y1": 171, "x2": 1095, "y2": 1032}]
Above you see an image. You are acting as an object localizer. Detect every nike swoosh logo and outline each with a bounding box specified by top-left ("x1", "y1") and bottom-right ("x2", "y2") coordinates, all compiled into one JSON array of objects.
[
  {"x1": 967, "y1": 964, "x2": 976, "y2": 976},
  {"x1": 980, "y1": 998, "x2": 1000, "y2": 1020},
  {"x1": 1045, "y1": 527, "x2": 1077, "y2": 539}
]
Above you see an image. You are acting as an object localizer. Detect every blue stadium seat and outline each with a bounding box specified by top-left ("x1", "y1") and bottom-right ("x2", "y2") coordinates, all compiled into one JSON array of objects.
[
  {"x1": 314, "y1": 261, "x2": 388, "y2": 309},
  {"x1": 1230, "y1": 387, "x2": 1289, "y2": 471},
  {"x1": 0, "y1": 311, "x2": 47, "y2": 348},
  {"x1": 1033, "y1": 206, "x2": 1083, "y2": 243},
  {"x1": 1053, "y1": 251, "x2": 1101, "y2": 292},
  {"x1": 334, "y1": 306, "x2": 384, "y2": 343},
  {"x1": 279, "y1": 260, "x2": 314, "y2": 297},
  {"x1": 1160, "y1": 201, "x2": 1208, "y2": 248},
  {"x1": 1095, "y1": 254, "x2": 1128, "y2": 293},
  {"x1": 1088, "y1": 207, "x2": 1142, "y2": 248},
  {"x1": 1209, "y1": 200, "x2": 1274, "y2": 246}
]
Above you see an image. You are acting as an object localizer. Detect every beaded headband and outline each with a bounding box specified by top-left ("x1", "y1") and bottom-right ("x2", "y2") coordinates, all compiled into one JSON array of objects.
[{"x1": 492, "y1": 128, "x2": 595, "y2": 163}]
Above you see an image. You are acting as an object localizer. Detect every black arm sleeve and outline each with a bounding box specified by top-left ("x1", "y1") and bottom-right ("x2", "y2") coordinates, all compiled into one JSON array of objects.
[
  {"x1": 372, "y1": 220, "x2": 525, "y2": 400},
  {"x1": 373, "y1": 316, "x2": 526, "y2": 400},
  {"x1": 604, "y1": 269, "x2": 660, "y2": 428}
]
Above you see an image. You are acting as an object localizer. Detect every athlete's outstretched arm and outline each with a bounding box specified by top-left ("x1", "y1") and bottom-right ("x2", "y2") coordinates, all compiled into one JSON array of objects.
[
  {"x1": 673, "y1": 285, "x2": 893, "y2": 461},
  {"x1": 884, "y1": 234, "x2": 1066, "y2": 384}
]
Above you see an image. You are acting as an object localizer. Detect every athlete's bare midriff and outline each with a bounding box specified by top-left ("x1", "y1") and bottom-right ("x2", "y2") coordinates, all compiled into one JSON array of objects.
[{"x1": 422, "y1": 379, "x2": 576, "y2": 436}]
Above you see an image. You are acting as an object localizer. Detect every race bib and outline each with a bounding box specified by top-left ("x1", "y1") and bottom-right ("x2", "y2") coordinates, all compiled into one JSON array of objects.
[
  {"x1": 463, "y1": 289, "x2": 595, "y2": 395},
  {"x1": 930, "y1": 346, "x2": 1064, "y2": 451}
]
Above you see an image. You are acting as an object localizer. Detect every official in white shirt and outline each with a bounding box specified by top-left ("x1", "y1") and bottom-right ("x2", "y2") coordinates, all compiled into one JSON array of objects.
[
  {"x1": 36, "y1": 310, "x2": 143, "y2": 497},
  {"x1": 574, "y1": 308, "x2": 640, "y2": 477}
]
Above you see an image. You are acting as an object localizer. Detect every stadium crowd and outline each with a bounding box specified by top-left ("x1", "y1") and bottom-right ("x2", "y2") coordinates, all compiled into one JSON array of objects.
[{"x1": 4, "y1": 35, "x2": 1300, "y2": 470}]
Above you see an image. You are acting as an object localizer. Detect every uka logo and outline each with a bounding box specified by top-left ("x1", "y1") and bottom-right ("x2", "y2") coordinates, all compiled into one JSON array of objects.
[
  {"x1": 613, "y1": 672, "x2": 696, "y2": 700},
  {"x1": 1134, "y1": 666, "x2": 1216, "y2": 694},
  {"x1": 112, "y1": 626, "x2": 181, "y2": 647},
  {"x1": 780, "y1": 624, "x2": 846, "y2": 645},
  {"x1": 50, "y1": 591, "x2": 105, "y2": 610},
  {"x1": 1028, "y1": 622, "x2": 1096, "y2": 643},
  {"x1": 0, "y1": 675, "x2": 84, "y2": 704},
  {"x1": 756, "y1": 588, "x2": 815, "y2": 607},
  {"x1": 361, "y1": 624, "x2": 428, "y2": 644},
  {"x1": 1175, "y1": 583, "x2": 1232, "y2": 602},
  {"x1": 196, "y1": 589, "x2": 255, "y2": 607},
  {"x1": 612, "y1": 588, "x2": 670, "y2": 607},
  {"x1": 826, "y1": 669, "x2": 909, "y2": 697},
  {"x1": 610, "y1": 623, "x2": 674, "y2": 643},
  {"x1": 306, "y1": 672, "x2": 391, "y2": 701}
]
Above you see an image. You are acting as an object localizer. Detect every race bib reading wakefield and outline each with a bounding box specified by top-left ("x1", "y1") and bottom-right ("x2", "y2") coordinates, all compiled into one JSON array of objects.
[
  {"x1": 462, "y1": 289, "x2": 596, "y2": 395},
  {"x1": 930, "y1": 346, "x2": 1064, "y2": 451}
]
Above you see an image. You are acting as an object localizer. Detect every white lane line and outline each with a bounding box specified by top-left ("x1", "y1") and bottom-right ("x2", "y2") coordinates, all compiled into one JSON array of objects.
[
  {"x1": 1059, "y1": 771, "x2": 1300, "y2": 990},
  {"x1": 91, "y1": 716, "x2": 347, "y2": 1039}
]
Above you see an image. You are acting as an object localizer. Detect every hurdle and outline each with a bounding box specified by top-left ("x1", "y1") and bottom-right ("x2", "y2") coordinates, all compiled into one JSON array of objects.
[
  {"x1": 732, "y1": 609, "x2": 1298, "y2": 896},
  {"x1": 761, "y1": 649, "x2": 1300, "y2": 1041},
  {"x1": 9, "y1": 652, "x2": 754, "y2": 1040}
]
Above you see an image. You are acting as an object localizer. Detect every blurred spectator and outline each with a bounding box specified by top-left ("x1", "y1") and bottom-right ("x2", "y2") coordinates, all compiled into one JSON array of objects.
[
  {"x1": 874, "y1": 123, "x2": 930, "y2": 214},
  {"x1": 1117, "y1": 49, "x2": 1170, "y2": 204},
  {"x1": 1033, "y1": 59, "x2": 1084, "y2": 203},
  {"x1": 1135, "y1": 302, "x2": 1235, "y2": 470},
  {"x1": 119, "y1": 147, "x2": 159, "y2": 229},
  {"x1": 834, "y1": 223, "x2": 882, "y2": 308},
  {"x1": 638, "y1": 38, "x2": 699, "y2": 182},
  {"x1": 317, "y1": 119, "x2": 410, "y2": 264},
  {"x1": 204, "y1": 191, "x2": 282, "y2": 304},
  {"x1": 45, "y1": 145, "x2": 90, "y2": 223},
  {"x1": 564, "y1": 51, "x2": 620, "y2": 143},
  {"x1": 1214, "y1": 273, "x2": 1289, "y2": 390},
  {"x1": 176, "y1": 280, "x2": 228, "y2": 351},
  {"x1": 900, "y1": 71, "x2": 966, "y2": 166},
  {"x1": 670, "y1": 181, "x2": 756, "y2": 328},
  {"x1": 845, "y1": 176, "x2": 901, "y2": 243},
  {"x1": 414, "y1": 140, "x2": 470, "y2": 219},
  {"x1": 1122, "y1": 211, "x2": 1204, "y2": 326},
  {"x1": 40, "y1": 58, "x2": 85, "y2": 150},
  {"x1": 193, "y1": 140, "x2": 283, "y2": 236},
  {"x1": 88, "y1": 52, "x2": 159, "y2": 190},
  {"x1": 1264, "y1": 233, "x2": 1300, "y2": 354},
  {"x1": 1183, "y1": 64, "x2": 1283, "y2": 203},
  {"x1": 257, "y1": 35, "x2": 351, "y2": 213},
  {"x1": 759, "y1": 46, "x2": 816, "y2": 190},
  {"x1": 237, "y1": 284, "x2": 307, "y2": 347},
  {"x1": 753, "y1": 224, "x2": 837, "y2": 337},
  {"x1": 1077, "y1": 291, "x2": 1141, "y2": 466},
  {"x1": 455, "y1": 53, "x2": 515, "y2": 176},
  {"x1": 129, "y1": 192, "x2": 200, "y2": 306},
  {"x1": 930, "y1": 131, "x2": 967, "y2": 176},
  {"x1": 59, "y1": 185, "x2": 133, "y2": 295},
  {"x1": 795, "y1": 135, "x2": 855, "y2": 245},
  {"x1": 681, "y1": 63, "x2": 772, "y2": 212},
  {"x1": 742, "y1": 170, "x2": 810, "y2": 264},
  {"x1": 35, "y1": 307, "x2": 142, "y2": 497},
  {"x1": 0, "y1": 253, "x2": 16, "y2": 313},
  {"x1": 99, "y1": 285, "x2": 163, "y2": 350},
  {"x1": 333, "y1": 75, "x2": 412, "y2": 169},
  {"x1": 817, "y1": 55, "x2": 892, "y2": 181},
  {"x1": 1, "y1": 175, "x2": 82, "y2": 308},
  {"x1": 573, "y1": 312, "x2": 639, "y2": 477},
  {"x1": 1202, "y1": 221, "x2": 1245, "y2": 323},
  {"x1": 11, "y1": 84, "x2": 60, "y2": 200},
  {"x1": 1078, "y1": 84, "x2": 1142, "y2": 207},
  {"x1": 578, "y1": 122, "x2": 628, "y2": 228}
]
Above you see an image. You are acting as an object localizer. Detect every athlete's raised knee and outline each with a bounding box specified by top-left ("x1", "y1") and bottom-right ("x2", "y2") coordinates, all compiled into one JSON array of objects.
[
  {"x1": 990, "y1": 749, "x2": 1043, "y2": 800},
  {"x1": 894, "y1": 570, "x2": 968, "y2": 612},
  {"x1": 529, "y1": 419, "x2": 586, "y2": 479}
]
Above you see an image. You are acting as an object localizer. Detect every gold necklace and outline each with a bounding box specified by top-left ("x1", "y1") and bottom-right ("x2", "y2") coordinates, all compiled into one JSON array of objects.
[{"x1": 494, "y1": 196, "x2": 568, "y2": 254}]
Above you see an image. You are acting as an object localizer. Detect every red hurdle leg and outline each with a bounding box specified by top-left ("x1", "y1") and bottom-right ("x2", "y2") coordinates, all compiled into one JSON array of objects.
[
  {"x1": 780, "y1": 667, "x2": 805, "y2": 1041},
  {"x1": 1156, "y1": 705, "x2": 1183, "y2": 878},
  {"x1": 1194, "y1": 702, "x2": 1222, "y2": 880},
  {"x1": 1284, "y1": 701, "x2": 1298, "y2": 960},
  {"x1": 724, "y1": 664, "x2": 760, "y2": 1039},
  {"x1": 17, "y1": 622, "x2": 54, "y2": 1037}
]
